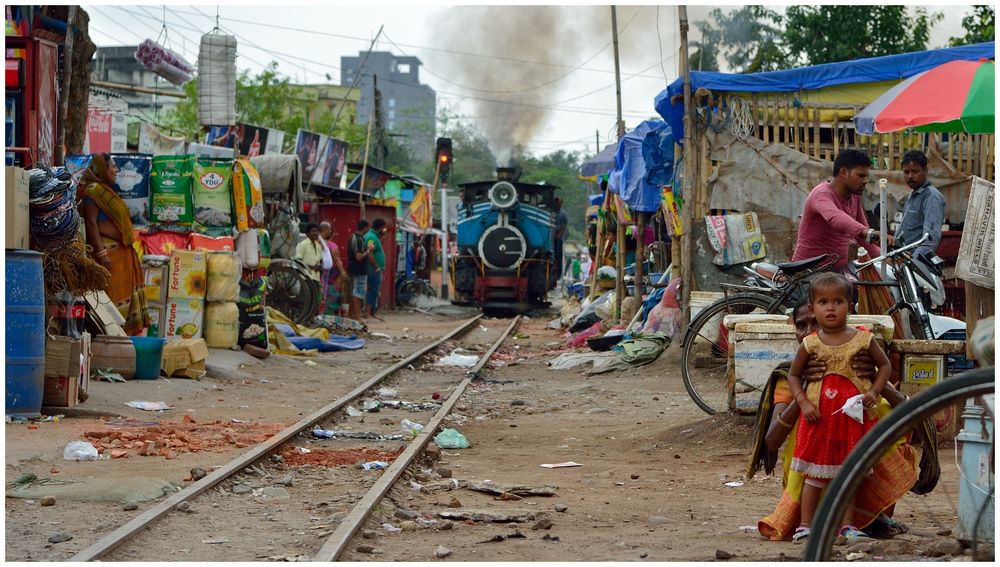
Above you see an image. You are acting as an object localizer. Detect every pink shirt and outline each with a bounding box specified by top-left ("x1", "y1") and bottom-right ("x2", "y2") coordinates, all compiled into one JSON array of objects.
[{"x1": 793, "y1": 181, "x2": 880, "y2": 270}]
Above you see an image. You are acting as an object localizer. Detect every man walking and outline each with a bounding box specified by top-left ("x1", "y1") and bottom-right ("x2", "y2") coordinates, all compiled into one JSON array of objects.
[
  {"x1": 894, "y1": 150, "x2": 946, "y2": 257},
  {"x1": 793, "y1": 149, "x2": 881, "y2": 271},
  {"x1": 364, "y1": 218, "x2": 388, "y2": 320},
  {"x1": 347, "y1": 219, "x2": 372, "y2": 321}
]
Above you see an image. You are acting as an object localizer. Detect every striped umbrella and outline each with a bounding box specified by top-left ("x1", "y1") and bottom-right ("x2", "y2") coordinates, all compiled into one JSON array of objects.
[{"x1": 854, "y1": 59, "x2": 994, "y2": 135}]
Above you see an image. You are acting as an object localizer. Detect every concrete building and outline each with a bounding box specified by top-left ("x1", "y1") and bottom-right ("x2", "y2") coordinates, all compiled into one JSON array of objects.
[
  {"x1": 91, "y1": 45, "x2": 184, "y2": 119},
  {"x1": 340, "y1": 51, "x2": 436, "y2": 161}
]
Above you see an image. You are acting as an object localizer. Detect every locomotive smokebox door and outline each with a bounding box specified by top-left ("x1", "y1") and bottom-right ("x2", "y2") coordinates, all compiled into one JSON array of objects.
[{"x1": 479, "y1": 225, "x2": 527, "y2": 270}]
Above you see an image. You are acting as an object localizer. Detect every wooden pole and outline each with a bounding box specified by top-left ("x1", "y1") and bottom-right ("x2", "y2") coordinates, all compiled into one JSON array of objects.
[
  {"x1": 589, "y1": 186, "x2": 610, "y2": 299},
  {"x1": 611, "y1": 5, "x2": 628, "y2": 322},
  {"x1": 55, "y1": 5, "x2": 76, "y2": 165},
  {"x1": 358, "y1": 76, "x2": 377, "y2": 219},
  {"x1": 679, "y1": 5, "x2": 695, "y2": 336}
]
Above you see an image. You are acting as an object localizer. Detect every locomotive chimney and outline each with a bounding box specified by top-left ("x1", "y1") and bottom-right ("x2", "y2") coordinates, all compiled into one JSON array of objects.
[{"x1": 496, "y1": 167, "x2": 515, "y2": 181}]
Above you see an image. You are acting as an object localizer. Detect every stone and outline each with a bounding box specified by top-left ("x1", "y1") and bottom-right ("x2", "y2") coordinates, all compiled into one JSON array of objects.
[
  {"x1": 510, "y1": 400, "x2": 528, "y2": 407},
  {"x1": 190, "y1": 468, "x2": 208, "y2": 481},
  {"x1": 356, "y1": 545, "x2": 375, "y2": 554},
  {"x1": 630, "y1": 473, "x2": 640, "y2": 480},
  {"x1": 40, "y1": 496, "x2": 56, "y2": 507},
  {"x1": 123, "y1": 501, "x2": 139, "y2": 511},
  {"x1": 261, "y1": 487, "x2": 290, "y2": 500},
  {"x1": 531, "y1": 519, "x2": 554, "y2": 531},
  {"x1": 924, "y1": 538, "x2": 965, "y2": 558},
  {"x1": 715, "y1": 550, "x2": 733, "y2": 560},
  {"x1": 846, "y1": 552, "x2": 869, "y2": 562},
  {"x1": 554, "y1": 504, "x2": 568, "y2": 513},
  {"x1": 937, "y1": 528, "x2": 953, "y2": 537},
  {"x1": 439, "y1": 521, "x2": 454, "y2": 531},
  {"x1": 648, "y1": 516, "x2": 669, "y2": 526},
  {"x1": 270, "y1": 454, "x2": 284, "y2": 464},
  {"x1": 871, "y1": 540, "x2": 916, "y2": 556},
  {"x1": 435, "y1": 545, "x2": 452, "y2": 558},
  {"x1": 447, "y1": 497, "x2": 462, "y2": 508},
  {"x1": 233, "y1": 484, "x2": 252, "y2": 495},
  {"x1": 587, "y1": 407, "x2": 611, "y2": 414},
  {"x1": 175, "y1": 501, "x2": 193, "y2": 513},
  {"x1": 278, "y1": 474, "x2": 294, "y2": 487},
  {"x1": 640, "y1": 552, "x2": 649, "y2": 558},
  {"x1": 395, "y1": 508, "x2": 419, "y2": 520},
  {"x1": 434, "y1": 467, "x2": 453, "y2": 479},
  {"x1": 362, "y1": 530, "x2": 376, "y2": 539},
  {"x1": 401, "y1": 521, "x2": 419, "y2": 532},
  {"x1": 542, "y1": 534, "x2": 560, "y2": 542},
  {"x1": 424, "y1": 443, "x2": 441, "y2": 461},
  {"x1": 48, "y1": 533, "x2": 72, "y2": 544},
  {"x1": 379, "y1": 417, "x2": 394, "y2": 426}
]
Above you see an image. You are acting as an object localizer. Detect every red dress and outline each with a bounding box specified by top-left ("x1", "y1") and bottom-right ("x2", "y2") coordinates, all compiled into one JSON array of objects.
[{"x1": 791, "y1": 331, "x2": 878, "y2": 479}]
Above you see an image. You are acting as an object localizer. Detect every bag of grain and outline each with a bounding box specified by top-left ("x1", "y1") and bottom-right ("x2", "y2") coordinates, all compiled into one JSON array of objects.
[
  {"x1": 204, "y1": 301, "x2": 239, "y2": 348},
  {"x1": 236, "y1": 228, "x2": 272, "y2": 270},
  {"x1": 111, "y1": 154, "x2": 152, "y2": 226},
  {"x1": 150, "y1": 155, "x2": 195, "y2": 224},
  {"x1": 206, "y1": 251, "x2": 240, "y2": 302},
  {"x1": 238, "y1": 277, "x2": 268, "y2": 349},
  {"x1": 192, "y1": 158, "x2": 234, "y2": 229},
  {"x1": 232, "y1": 157, "x2": 265, "y2": 232}
]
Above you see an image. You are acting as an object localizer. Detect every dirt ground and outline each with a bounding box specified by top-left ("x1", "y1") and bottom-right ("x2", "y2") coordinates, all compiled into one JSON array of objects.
[{"x1": 4, "y1": 306, "x2": 984, "y2": 562}]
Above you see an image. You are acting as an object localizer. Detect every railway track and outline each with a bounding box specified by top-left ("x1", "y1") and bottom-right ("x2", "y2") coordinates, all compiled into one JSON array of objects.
[{"x1": 69, "y1": 314, "x2": 520, "y2": 562}]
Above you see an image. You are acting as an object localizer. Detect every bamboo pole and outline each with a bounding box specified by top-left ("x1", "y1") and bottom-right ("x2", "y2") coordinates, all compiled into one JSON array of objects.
[
  {"x1": 832, "y1": 113, "x2": 840, "y2": 156},
  {"x1": 887, "y1": 132, "x2": 895, "y2": 170},
  {"x1": 812, "y1": 109, "x2": 821, "y2": 160},
  {"x1": 782, "y1": 95, "x2": 791, "y2": 148},
  {"x1": 358, "y1": 87, "x2": 377, "y2": 218},
  {"x1": 679, "y1": 5, "x2": 695, "y2": 336},
  {"x1": 611, "y1": 5, "x2": 627, "y2": 322},
  {"x1": 588, "y1": 186, "x2": 611, "y2": 299}
]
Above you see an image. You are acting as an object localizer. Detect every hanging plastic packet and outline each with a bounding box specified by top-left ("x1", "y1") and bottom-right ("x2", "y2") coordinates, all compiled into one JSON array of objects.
[{"x1": 834, "y1": 394, "x2": 866, "y2": 424}]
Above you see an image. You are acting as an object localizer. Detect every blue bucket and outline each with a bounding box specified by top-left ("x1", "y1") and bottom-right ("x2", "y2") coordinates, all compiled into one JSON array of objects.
[{"x1": 6, "y1": 251, "x2": 46, "y2": 418}]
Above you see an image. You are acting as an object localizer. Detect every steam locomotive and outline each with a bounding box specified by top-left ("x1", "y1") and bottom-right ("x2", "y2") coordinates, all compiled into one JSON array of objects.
[{"x1": 452, "y1": 167, "x2": 559, "y2": 313}]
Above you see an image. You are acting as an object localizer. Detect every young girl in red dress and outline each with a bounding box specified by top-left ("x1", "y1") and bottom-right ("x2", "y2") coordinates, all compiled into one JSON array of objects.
[{"x1": 786, "y1": 273, "x2": 891, "y2": 542}]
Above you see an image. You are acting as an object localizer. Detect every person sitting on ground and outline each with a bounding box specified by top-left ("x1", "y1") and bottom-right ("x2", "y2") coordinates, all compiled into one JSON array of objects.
[{"x1": 748, "y1": 294, "x2": 928, "y2": 542}]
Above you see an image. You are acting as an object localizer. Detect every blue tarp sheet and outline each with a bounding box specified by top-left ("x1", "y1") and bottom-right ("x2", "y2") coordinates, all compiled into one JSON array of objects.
[
  {"x1": 607, "y1": 120, "x2": 674, "y2": 213},
  {"x1": 274, "y1": 323, "x2": 366, "y2": 352},
  {"x1": 655, "y1": 42, "x2": 996, "y2": 142}
]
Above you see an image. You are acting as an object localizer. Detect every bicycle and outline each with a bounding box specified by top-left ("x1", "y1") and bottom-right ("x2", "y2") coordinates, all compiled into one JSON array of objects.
[
  {"x1": 395, "y1": 271, "x2": 437, "y2": 308},
  {"x1": 803, "y1": 367, "x2": 995, "y2": 561}
]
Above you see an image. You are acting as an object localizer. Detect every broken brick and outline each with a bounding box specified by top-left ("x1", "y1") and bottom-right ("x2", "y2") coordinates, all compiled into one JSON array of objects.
[{"x1": 110, "y1": 449, "x2": 129, "y2": 459}]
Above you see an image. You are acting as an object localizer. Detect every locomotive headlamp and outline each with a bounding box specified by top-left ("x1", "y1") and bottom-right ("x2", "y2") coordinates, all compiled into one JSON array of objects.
[{"x1": 488, "y1": 181, "x2": 518, "y2": 210}]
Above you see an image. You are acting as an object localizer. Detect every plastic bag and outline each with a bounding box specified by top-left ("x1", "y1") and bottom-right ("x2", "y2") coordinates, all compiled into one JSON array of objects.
[
  {"x1": 436, "y1": 351, "x2": 479, "y2": 368},
  {"x1": 836, "y1": 394, "x2": 866, "y2": 424},
  {"x1": 569, "y1": 290, "x2": 612, "y2": 333},
  {"x1": 63, "y1": 440, "x2": 99, "y2": 461},
  {"x1": 400, "y1": 419, "x2": 424, "y2": 436},
  {"x1": 433, "y1": 428, "x2": 470, "y2": 449},
  {"x1": 594, "y1": 291, "x2": 616, "y2": 321},
  {"x1": 206, "y1": 252, "x2": 240, "y2": 302}
]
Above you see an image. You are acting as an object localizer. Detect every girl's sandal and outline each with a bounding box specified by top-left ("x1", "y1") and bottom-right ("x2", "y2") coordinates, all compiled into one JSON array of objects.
[
  {"x1": 792, "y1": 526, "x2": 810, "y2": 543},
  {"x1": 839, "y1": 525, "x2": 872, "y2": 540}
]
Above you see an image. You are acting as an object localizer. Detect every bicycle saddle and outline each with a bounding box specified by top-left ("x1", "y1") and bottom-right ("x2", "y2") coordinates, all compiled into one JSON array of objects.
[{"x1": 776, "y1": 254, "x2": 837, "y2": 274}]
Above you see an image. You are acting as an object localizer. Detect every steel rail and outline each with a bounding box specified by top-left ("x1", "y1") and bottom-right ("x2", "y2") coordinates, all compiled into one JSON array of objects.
[
  {"x1": 312, "y1": 315, "x2": 521, "y2": 561},
  {"x1": 69, "y1": 314, "x2": 484, "y2": 562}
]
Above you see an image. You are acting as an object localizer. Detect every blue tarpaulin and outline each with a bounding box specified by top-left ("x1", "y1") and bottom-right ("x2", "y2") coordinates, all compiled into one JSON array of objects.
[
  {"x1": 607, "y1": 120, "x2": 674, "y2": 213},
  {"x1": 655, "y1": 42, "x2": 996, "y2": 142}
]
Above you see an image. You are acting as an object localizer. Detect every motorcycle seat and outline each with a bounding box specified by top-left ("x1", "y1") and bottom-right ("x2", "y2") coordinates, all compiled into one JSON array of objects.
[
  {"x1": 777, "y1": 254, "x2": 836, "y2": 275},
  {"x1": 752, "y1": 262, "x2": 786, "y2": 283}
]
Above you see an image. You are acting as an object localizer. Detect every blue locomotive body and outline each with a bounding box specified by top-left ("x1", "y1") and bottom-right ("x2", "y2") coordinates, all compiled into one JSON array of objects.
[{"x1": 452, "y1": 168, "x2": 558, "y2": 311}]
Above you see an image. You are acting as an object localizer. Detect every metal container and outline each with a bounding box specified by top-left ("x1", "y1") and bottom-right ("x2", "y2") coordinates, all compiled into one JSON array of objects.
[
  {"x1": 5, "y1": 250, "x2": 46, "y2": 417},
  {"x1": 955, "y1": 400, "x2": 994, "y2": 543}
]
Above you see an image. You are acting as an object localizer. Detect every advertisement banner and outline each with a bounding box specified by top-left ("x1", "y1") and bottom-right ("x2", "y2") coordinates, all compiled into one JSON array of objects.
[
  {"x1": 138, "y1": 122, "x2": 186, "y2": 156},
  {"x1": 206, "y1": 123, "x2": 286, "y2": 157},
  {"x1": 85, "y1": 93, "x2": 127, "y2": 154},
  {"x1": 295, "y1": 128, "x2": 347, "y2": 189}
]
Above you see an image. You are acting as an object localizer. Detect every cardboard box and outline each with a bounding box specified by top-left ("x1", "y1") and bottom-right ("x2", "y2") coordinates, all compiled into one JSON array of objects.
[
  {"x1": 161, "y1": 338, "x2": 209, "y2": 379},
  {"x1": 167, "y1": 249, "x2": 207, "y2": 300},
  {"x1": 165, "y1": 298, "x2": 205, "y2": 339},
  {"x1": 6, "y1": 166, "x2": 30, "y2": 249},
  {"x1": 43, "y1": 336, "x2": 82, "y2": 407}
]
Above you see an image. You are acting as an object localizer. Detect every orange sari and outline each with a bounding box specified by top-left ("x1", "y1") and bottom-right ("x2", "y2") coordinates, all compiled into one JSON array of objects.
[{"x1": 79, "y1": 156, "x2": 150, "y2": 335}]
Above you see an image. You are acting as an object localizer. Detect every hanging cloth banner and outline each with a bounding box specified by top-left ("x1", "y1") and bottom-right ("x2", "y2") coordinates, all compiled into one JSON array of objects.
[
  {"x1": 400, "y1": 186, "x2": 433, "y2": 233},
  {"x1": 138, "y1": 121, "x2": 186, "y2": 156}
]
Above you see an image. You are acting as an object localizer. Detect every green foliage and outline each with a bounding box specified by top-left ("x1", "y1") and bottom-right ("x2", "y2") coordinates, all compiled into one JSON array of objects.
[
  {"x1": 950, "y1": 6, "x2": 995, "y2": 46},
  {"x1": 514, "y1": 148, "x2": 589, "y2": 241},
  {"x1": 696, "y1": 7, "x2": 785, "y2": 73},
  {"x1": 783, "y1": 6, "x2": 942, "y2": 65}
]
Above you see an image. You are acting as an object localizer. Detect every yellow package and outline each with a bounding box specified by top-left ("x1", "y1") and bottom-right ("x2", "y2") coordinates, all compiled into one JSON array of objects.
[
  {"x1": 232, "y1": 157, "x2": 264, "y2": 233},
  {"x1": 167, "y1": 249, "x2": 207, "y2": 300}
]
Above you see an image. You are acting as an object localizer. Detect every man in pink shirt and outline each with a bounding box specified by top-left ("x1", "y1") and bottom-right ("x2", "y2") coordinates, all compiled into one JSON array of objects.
[{"x1": 793, "y1": 149, "x2": 882, "y2": 271}]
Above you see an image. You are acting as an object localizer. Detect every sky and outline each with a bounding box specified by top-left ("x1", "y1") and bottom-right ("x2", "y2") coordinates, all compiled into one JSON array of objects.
[{"x1": 83, "y1": 2, "x2": 976, "y2": 161}]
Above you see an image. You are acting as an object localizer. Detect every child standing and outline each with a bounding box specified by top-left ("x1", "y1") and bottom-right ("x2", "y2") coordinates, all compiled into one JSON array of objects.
[{"x1": 786, "y1": 273, "x2": 891, "y2": 542}]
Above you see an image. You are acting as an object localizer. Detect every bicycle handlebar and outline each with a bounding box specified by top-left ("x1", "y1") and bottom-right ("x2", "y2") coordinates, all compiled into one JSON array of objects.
[{"x1": 854, "y1": 232, "x2": 929, "y2": 269}]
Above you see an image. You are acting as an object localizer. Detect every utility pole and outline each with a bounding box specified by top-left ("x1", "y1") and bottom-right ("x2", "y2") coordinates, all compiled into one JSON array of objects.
[
  {"x1": 611, "y1": 5, "x2": 628, "y2": 323},
  {"x1": 595, "y1": 129, "x2": 600, "y2": 156},
  {"x1": 55, "y1": 5, "x2": 76, "y2": 165},
  {"x1": 678, "y1": 5, "x2": 695, "y2": 336}
]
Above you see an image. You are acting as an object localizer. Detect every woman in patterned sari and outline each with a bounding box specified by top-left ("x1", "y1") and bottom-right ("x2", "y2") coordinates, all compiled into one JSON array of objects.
[
  {"x1": 747, "y1": 299, "x2": 938, "y2": 541},
  {"x1": 78, "y1": 154, "x2": 150, "y2": 335}
]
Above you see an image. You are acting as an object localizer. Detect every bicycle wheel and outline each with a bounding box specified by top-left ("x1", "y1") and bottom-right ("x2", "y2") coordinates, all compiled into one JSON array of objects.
[
  {"x1": 804, "y1": 368, "x2": 995, "y2": 561},
  {"x1": 681, "y1": 293, "x2": 776, "y2": 414}
]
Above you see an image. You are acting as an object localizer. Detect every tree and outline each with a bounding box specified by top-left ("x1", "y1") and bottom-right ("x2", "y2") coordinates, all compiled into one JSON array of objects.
[
  {"x1": 514, "y1": 148, "x2": 588, "y2": 241},
  {"x1": 690, "y1": 20, "x2": 721, "y2": 72},
  {"x1": 950, "y1": 5, "x2": 995, "y2": 46},
  {"x1": 783, "y1": 6, "x2": 942, "y2": 66},
  {"x1": 708, "y1": 7, "x2": 785, "y2": 73}
]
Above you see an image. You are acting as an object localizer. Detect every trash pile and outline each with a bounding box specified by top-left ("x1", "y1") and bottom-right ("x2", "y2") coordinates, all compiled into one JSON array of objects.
[
  {"x1": 76, "y1": 416, "x2": 285, "y2": 459},
  {"x1": 279, "y1": 446, "x2": 401, "y2": 468}
]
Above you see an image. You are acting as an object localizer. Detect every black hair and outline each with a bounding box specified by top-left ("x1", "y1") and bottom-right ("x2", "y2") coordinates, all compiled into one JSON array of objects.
[
  {"x1": 304, "y1": 222, "x2": 320, "y2": 233},
  {"x1": 372, "y1": 218, "x2": 387, "y2": 230},
  {"x1": 808, "y1": 272, "x2": 853, "y2": 302},
  {"x1": 832, "y1": 149, "x2": 871, "y2": 178},
  {"x1": 900, "y1": 150, "x2": 928, "y2": 169},
  {"x1": 793, "y1": 295, "x2": 811, "y2": 317},
  {"x1": 356, "y1": 219, "x2": 370, "y2": 231}
]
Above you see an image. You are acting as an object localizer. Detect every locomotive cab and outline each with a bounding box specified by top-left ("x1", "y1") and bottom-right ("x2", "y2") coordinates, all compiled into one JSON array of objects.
[{"x1": 453, "y1": 167, "x2": 558, "y2": 312}]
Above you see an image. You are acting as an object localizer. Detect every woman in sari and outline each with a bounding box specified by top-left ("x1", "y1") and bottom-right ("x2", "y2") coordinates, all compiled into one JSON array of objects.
[
  {"x1": 747, "y1": 299, "x2": 937, "y2": 541},
  {"x1": 319, "y1": 222, "x2": 346, "y2": 316},
  {"x1": 78, "y1": 154, "x2": 150, "y2": 335}
]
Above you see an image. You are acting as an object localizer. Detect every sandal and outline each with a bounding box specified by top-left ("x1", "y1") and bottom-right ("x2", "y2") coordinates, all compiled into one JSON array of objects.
[
  {"x1": 792, "y1": 526, "x2": 810, "y2": 543},
  {"x1": 839, "y1": 525, "x2": 872, "y2": 540},
  {"x1": 883, "y1": 516, "x2": 910, "y2": 536}
]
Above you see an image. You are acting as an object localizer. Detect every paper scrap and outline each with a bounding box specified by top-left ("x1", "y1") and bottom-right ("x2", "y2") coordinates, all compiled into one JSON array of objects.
[
  {"x1": 126, "y1": 401, "x2": 174, "y2": 411},
  {"x1": 725, "y1": 481, "x2": 744, "y2": 487},
  {"x1": 540, "y1": 462, "x2": 584, "y2": 469}
]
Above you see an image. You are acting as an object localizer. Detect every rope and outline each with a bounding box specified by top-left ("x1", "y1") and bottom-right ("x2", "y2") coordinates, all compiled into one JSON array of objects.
[{"x1": 731, "y1": 97, "x2": 755, "y2": 141}]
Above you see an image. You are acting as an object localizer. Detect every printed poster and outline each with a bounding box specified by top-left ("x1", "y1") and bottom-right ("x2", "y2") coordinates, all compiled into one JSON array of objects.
[
  {"x1": 295, "y1": 128, "x2": 347, "y2": 189},
  {"x1": 956, "y1": 176, "x2": 995, "y2": 289}
]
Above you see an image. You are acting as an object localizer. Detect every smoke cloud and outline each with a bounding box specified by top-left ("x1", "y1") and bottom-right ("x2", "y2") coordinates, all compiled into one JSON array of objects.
[{"x1": 429, "y1": 5, "x2": 646, "y2": 164}]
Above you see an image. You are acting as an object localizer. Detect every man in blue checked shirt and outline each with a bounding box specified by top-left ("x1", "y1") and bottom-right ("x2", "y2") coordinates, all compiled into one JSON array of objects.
[{"x1": 893, "y1": 150, "x2": 946, "y2": 257}]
